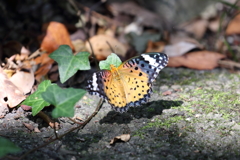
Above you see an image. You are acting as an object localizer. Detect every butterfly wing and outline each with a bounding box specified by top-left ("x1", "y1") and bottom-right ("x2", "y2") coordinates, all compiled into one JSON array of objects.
[
  {"x1": 87, "y1": 70, "x2": 128, "y2": 112},
  {"x1": 87, "y1": 52, "x2": 168, "y2": 113},
  {"x1": 117, "y1": 52, "x2": 168, "y2": 110}
]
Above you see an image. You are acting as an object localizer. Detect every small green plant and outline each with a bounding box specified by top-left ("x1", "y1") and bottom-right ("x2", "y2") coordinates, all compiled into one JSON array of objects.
[
  {"x1": 0, "y1": 137, "x2": 21, "y2": 158},
  {"x1": 2, "y1": 45, "x2": 93, "y2": 158},
  {"x1": 22, "y1": 45, "x2": 89, "y2": 118}
]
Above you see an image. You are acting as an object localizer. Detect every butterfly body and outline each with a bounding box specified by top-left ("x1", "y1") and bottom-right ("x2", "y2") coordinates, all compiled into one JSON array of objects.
[{"x1": 87, "y1": 53, "x2": 168, "y2": 113}]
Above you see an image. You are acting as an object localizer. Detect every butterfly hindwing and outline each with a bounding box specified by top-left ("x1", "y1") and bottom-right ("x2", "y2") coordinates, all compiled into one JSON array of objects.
[{"x1": 87, "y1": 70, "x2": 110, "y2": 100}]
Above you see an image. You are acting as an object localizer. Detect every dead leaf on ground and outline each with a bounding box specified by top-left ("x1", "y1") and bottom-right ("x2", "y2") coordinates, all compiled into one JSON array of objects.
[
  {"x1": 0, "y1": 67, "x2": 25, "y2": 109},
  {"x1": 110, "y1": 134, "x2": 130, "y2": 145},
  {"x1": 10, "y1": 70, "x2": 34, "y2": 94},
  {"x1": 145, "y1": 41, "x2": 165, "y2": 53},
  {"x1": 23, "y1": 122, "x2": 34, "y2": 131},
  {"x1": 86, "y1": 34, "x2": 127, "y2": 60},
  {"x1": 40, "y1": 21, "x2": 75, "y2": 54},
  {"x1": 168, "y1": 51, "x2": 226, "y2": 70},
  {"x1": 164, "y1": 41, "x2": 199, "y2": 57},
  {"x1": 179, "y1": 18, "x2": 208, "y2": 39},
  {"x1": 109, "y1": 2, "x2": 162, "y2": 29},
  {"x1": 35, "y1": 21, "x2": 75, "y2": 81},
  {"x1": 162, "y1": 90, "x2": 172, "y2": 96},
  {"x1": 20, "y1": 104, "x2": 32, "y2": 111},
  {"x1": 35, "y1": 57, "x2": 54, "y2": 82},
  {"x1": 226, "y1": 14, "x2": 240, "y2": 35},
  {"x1": 72, "y1": 39, "x2": 88, "y2": 53}
]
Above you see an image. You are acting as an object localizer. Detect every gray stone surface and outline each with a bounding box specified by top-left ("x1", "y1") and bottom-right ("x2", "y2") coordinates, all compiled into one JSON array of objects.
[{"x1": 1, "y1": 68, "x2": 240, "y2": 160}]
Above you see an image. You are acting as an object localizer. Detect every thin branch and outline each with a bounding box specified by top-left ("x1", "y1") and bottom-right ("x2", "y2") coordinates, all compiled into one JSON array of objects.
[
  {"x1": 106, "y1": 41, "x2": 115, "y2": 53},
  {"x1": 18, "y1": 98, "x2": 104, "y2": 160}
]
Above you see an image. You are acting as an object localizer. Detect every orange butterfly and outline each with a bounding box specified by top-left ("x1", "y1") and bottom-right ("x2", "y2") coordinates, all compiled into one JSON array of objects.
[{"x1": 87, "y1": 53, "x2": 168, "y2": 113}]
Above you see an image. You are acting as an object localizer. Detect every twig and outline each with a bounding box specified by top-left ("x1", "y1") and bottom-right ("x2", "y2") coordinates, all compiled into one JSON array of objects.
[
  {"x1": 106, "y1": 41, "x2": 115, "y2": 53},
  {"x1": 18, "y1": 98, "x2": 104, "y2": 160},
  {"x1": 68, "y1": 117, "x2": 83, "y2": 124},
  {"x1": 68, "y1": 0, "x2": 99, "y2": 68}
]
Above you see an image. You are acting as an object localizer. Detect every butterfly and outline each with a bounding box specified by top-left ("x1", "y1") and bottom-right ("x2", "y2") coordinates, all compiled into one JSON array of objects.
[{"x1": 87, "y1": 53, "x2": 168, "y2": 113}]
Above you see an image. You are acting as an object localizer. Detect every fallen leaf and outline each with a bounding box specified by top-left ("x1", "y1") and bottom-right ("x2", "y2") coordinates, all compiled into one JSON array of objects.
[
  {"x1": 164, "y1": 41, "x2": 199, "y2": 57},
  {"x1": 23, "y1": 123, "x2": 34, "y2": 131},
  {"x1": 0, "y1": 103, "x2": 8, "y2": 118},
  {"x1": 36, "y1": 21, "x2": 75, "y2": 80},
  {"x1": 34, "y1": 127, "x2": 41, "y2": 133},
  {"x1": 168, "y1": 51, "x2": 226, "y2": 70},
  {"x1": 179, "y1": 18, "x2": 208, "y2": 39},
  {"x1": 226, "y1": 14, "x2": 240, "y2": 35},
  {"x1": 162, "y1": 90, "x2": 172, "y2": 96},
  {"x1": 72, "y1": 39, "x2": 88, "y2": 53},
  {"x1": 35, "y1": 60, "x2": 53, "y2": 82},
  {"x1": 110, "y1": 134, "x2": 130, "y2": 145},
  {"x1": 20, "y1": 104, "x2": 32, "y2": 111},
  {"x1": 145, "y1": 41, "x2": 165, "y2": 53},
  {"x1": 208, "y1": 18, "x2": 221, "y2": 32},
  {"x1": 0, "y1": 67, "x2": 25, "y2": 108},
  {"x1": 40, "y1": 21, "x2": 75, "y2": 54},
  {"x1": 109, "y1": 2, "x2": 162, "y2": 29},
  {"x1": 86, "y1": 34, "x2": 127, "y2": 60},
  {"x1": 10, "y1": 70, "x2": 34, "y2": 94}
]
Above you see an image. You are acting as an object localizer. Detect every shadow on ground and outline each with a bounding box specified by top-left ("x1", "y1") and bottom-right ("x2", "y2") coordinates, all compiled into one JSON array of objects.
[{"x1": 99, "y1": 100, "x2": 183, "y2": 124}]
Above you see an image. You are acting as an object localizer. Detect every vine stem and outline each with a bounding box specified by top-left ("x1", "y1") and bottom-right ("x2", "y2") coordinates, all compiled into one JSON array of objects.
[{"x1": 17, "y1": 98, "x2": 104, "y2": 160}]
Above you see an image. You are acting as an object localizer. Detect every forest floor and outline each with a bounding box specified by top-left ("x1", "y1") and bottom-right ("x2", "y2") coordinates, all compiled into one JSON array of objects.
[{"x1": 1, "y1": 67, "x2": 240, "y2": 160}]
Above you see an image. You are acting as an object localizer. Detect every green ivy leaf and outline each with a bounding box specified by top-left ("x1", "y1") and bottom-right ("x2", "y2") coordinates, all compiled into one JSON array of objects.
[
  {"x1": 49, "y1": 45, "x2": 91, "y2": 83},
  {"x1": 0, "y1": 137, "x2": 21, "y2": 157},
  {"x1": 22, "y1": 80, "x2": 51, "y2": 116},
  {"x1": 41, "y1": 84, "x2": 86, "y2": 118},
  {"x1": 99, "y1": 53, "x2": 122, "y2": 70}
]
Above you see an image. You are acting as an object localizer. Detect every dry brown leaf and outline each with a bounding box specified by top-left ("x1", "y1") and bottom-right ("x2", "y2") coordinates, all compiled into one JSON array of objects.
[
  {"x1": 10, "y1": 70, "x2": 34, "y2": 94},
  {"x1": 72, "y1": 39, "x2": 88, "y2": 53},
  {"x1": 226, "y1": 14, "x2": 240, "y2": 35},
  {"x1": 0, "y1": 67, "x2": 25, "y2": 108},
  {"x1": 110, "y1": 134, "x2": 130, "y2": 145},
  {"x1": 86, "y1": 34, "x2": 127, "y2": 60},
  {"x1": 109, "y1": 2, "x2": 162, "y2": 29},
  {"x1": 40, "y1": 21, "x2": 75, "y2": 54},
  {"x1": 162, "y1": 90, "x2": 172, "y2": 96},
  {"x1": 168, "y1": 51, "x2": 226, "y2": 70},
  {"x1": 20, "y1": 104, "x2": 32, "y2": 111},
  {"x1": 145, "y1": 41, "x2": 165, "y2": 53},
  {"x1": 35, "y1": 62, "x2": 54, "y2": 82},
  {"x1": 35, "y1": 22, "x2": 75, "y2": 80},
  {"x1": 208, "y1": 18, "x2": 220, "y2": 32},
  {"x1": 34, "y1": 127, "x2": 41, "y2": 133},
  {"x1": 179, "y1": 18, "x2": 208, "y2": 39},
  {"x1": 23, "y1": 123, "x2": 34, "y2": 131},
  {"x1": 164, "y1": 41, "x2": 199, "y2": 57}
]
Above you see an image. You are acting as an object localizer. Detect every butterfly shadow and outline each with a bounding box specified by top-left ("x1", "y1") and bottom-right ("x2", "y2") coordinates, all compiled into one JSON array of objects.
[{"x1": 99, "y1": 100, "x2": 183, "y2": 124}]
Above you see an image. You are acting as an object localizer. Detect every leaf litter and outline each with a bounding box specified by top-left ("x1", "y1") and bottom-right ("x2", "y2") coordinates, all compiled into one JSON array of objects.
[{"x1": 1, "y1": 1, "x2": 240, "y2": 159}]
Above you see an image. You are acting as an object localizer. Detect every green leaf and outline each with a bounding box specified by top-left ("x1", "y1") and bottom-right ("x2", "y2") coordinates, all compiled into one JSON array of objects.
[
  {"x1": 99, "y1": 53, "x2": 122, "y2": 70},
  {"x1": 49, "y1": 45, "x2": 91, "y2": 83},
  {"x1": 0, "y1": 137, "x2": 21, "y2": 157},
  {"x1": 41, "y1": 84, "x2": 86, "y2": 118},
  {"x1": 22, "y1": 80, "x2": 51, "y2": 116}
]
